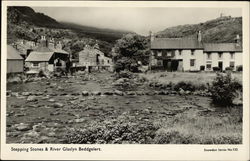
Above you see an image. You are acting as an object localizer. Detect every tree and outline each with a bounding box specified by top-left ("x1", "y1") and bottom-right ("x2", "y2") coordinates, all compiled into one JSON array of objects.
[{"x1": 112, "y1": 34, "x2": 149, "y2": 72}]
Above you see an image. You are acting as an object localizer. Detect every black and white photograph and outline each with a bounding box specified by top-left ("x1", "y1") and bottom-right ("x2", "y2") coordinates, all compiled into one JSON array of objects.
[{"x1": 1, "y1": 1, "x2": 249, "y2": 160}]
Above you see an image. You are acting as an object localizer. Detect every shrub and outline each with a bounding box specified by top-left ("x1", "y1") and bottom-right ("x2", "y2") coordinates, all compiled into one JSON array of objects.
[
  {"x1": 236, "y1": 65, "x2": 242, "y2": 72},
  {"x1": 65, "y1": 116, "x2": 159, "y2": 144},
  {"x1": 200, "y1": 65, "x2": 205, "y2": 71},
  {"x1": 38, "y1": 70, "x2": 46, "y2": 77},
  {"x1": 213, "y1": 66, "x2": 221, "y2": 71},
  {"x1": 225, "y1": 67, "x2": 233, "y2": 71},
  {"x1": 115, "y1": 70, "x2": 134, "y2": 79},
  {"x1": 174, "y1": 81, "x2": 196, "y2": 92},
  {"x1": 209, "y1": 73, "x2": 241, "y2": 106}
]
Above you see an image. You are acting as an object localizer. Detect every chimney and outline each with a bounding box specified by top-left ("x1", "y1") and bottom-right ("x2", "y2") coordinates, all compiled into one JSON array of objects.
[
  {"x1": 48, "y1": 37, "x2": 55, "y2": 49},
  {"x1": 235, "y1": 34, "x2": 240, "y2": 46},
  {"x1": 94, "y1": 43, "x2": 99, "y2": 50},
  {"x1": 40, "y1": 35, "x2": 48, "y2": 47},
  {"x1": 197, "y1": 31, "x2": 202, "y2": 43},
  {"x1": 150, "y1": 31, "x2": 155, "y2": 42},
  {"x1": 56, "y1": 41, "x2": 62, "y2": 49}
]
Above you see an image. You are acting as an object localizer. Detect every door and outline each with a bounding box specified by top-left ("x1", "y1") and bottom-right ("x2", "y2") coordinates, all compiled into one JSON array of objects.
[
  {"x1": 177, "y1": 60, "x2": 183, "y2": 71},
  {"x1": 171, "y1": 60, "x2": 179, "y2": 71},
  {"x1": 218, "y1": 61, "x2": 223, "y2": 71}
]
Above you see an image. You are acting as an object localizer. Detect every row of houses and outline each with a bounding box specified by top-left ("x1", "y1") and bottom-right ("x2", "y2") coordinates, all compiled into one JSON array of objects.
[
  {"x1": 7, "y1": 36, "x2": 113, "y2": 75},
  {"x1": 149, "y1": 31, "x2": 243, "y2": 72},
  {"x1": 7, "y1": 32, "x2": 243, "y2": 75}
]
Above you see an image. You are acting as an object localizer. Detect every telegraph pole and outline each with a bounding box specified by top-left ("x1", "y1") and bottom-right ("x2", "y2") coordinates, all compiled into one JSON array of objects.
[{"x1": 149, "y1": 31, "x2": 152, "y2": 72}]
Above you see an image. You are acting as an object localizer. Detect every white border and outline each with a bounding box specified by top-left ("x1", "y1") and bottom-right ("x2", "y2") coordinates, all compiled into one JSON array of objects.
[{"x1": 1, "y1": 1, "x2": 249, "y2": 160}]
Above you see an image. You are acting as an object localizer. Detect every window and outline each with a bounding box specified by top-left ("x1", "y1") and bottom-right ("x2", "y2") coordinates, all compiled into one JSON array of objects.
[
  {"x1": 32, "y1": 62, "x2": 39, "y2": 67},
  {"x1": 230, "y1": 52, "x2": 235, "y2": 59},
  {"x1": 152, "y1": 59, "x2": 157, "y2": 66},
  {"x1": 190, "y1": 59, "x2": 195, "y2": 67},
  {"x1": 230, "y1": 61, "x2": 235, "y2": 68},
  {"x1": 107, "y1": 60, "x2": 110, "y2": 63},
  {"x1": 179, "y1": 50, "x2": 182, "y2": 56},
  {"x1": 157, "y1": 51, "x2": 162, "y2": 57},
  {"x1": 102, "y1": 59, "x2": 105, "y2": 65},
  {"x1": 167, "y1": 51, "x2": 172, "y2": 57},
  {"x1": 157, "y1": 60, "x2": 163, "y2": 66},
  {"x1": 218, "y1": 52, "x2": 223, "y2": 59},
  {"x1": 207, "y1": 52, "x2": 211, "y2": 59},
  {"x1": 191, "y1": 49, "x2": 195, "y2": 56},
  {"x1": 206, "y1": 64, "x2": 212, "y2": 70}
]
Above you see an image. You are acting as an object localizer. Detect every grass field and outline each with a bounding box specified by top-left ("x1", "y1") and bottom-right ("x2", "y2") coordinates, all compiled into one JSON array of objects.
[{"x1": 139, "y1": 71, "x2": 242, "y2": 85}]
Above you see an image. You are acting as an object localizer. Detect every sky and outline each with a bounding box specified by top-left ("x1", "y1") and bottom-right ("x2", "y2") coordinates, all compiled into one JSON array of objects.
[{"x1": 32, "y1": 7, "x2": 241, "y2": 36}]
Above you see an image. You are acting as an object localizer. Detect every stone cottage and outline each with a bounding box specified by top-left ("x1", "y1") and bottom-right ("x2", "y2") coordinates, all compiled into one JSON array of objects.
[
  {"x1": 75, "y1": 44, "x2": 113, "y2": 72},
  {"x1": 25, "y1": 36, "x2": 69, "y2": 73}
]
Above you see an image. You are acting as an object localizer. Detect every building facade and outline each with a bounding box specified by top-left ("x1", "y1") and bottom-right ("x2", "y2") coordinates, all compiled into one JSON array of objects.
[
  {"x1": 25, "y1": 36, "x2": 69, "y2": 73},
  {"x1": 150, "y1": 32, "x2": 243, "y2": 72},
  {"x1": 76, "y1": 44, "x2": 113, "y2": 72},
  {"x1": 7, "y1": 45, "x2": 24, "y2": 74}
]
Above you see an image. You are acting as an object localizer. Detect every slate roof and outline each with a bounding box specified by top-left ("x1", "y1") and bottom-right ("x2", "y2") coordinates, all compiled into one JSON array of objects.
[
  {"x1": 151, "y1": 38, "x2": 203, "y2": 49},
  {"x1": 204, "y1": 43, "x2": 242, "y2": 52},
  {"x1": 25, "y1": 52, "x2": 54, "y2": 62},
  {"x1": 7, "y1": 45, "x2": 24, "y2": 60},
  {"x1": 35, "y1": 46, "x2": 69, "y2": 54}
]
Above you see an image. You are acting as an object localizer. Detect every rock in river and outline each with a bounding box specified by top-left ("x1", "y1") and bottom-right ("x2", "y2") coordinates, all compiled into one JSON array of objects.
[
  {"x1": 82, "y1": 91, "x2": 89, "y2": 96},
  {"x1": 54, "y1": 102, "x2": 64, "y2": 108},
  {"x1": 26, "y1": 96, "x2": 38, "y2": 102},
  {"x1": 22, "y1": 92, "x2": 31, "y2": 96},
  {"x1": 92, "y1": 91, "x2": 101, "y2": 95},
  {"x1": 48, "y1": 99, "x2": 55, "y2": 102},
  {"x1": 15, "y1": 123, "x2": 32, "y2": 131},
  {"x1": 114, "y1": 90, "x2": 124, "y2": 96}
]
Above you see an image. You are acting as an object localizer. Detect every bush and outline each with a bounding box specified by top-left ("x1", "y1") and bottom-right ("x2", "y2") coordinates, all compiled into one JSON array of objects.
[
  {"x1": 209, "y1": 73, "x2": 241, "y2": 106},
  {"x1": 65, "y1": 116, "x2": 159, "y2": 144},
  {"x1": 200, "y1": 65, "x2": 205, "y2": 71},
  {"x1": 115, "y1": 70, "x2": 134, "y2": 79},
  {"x1": 174, "y1": 81, "x2": 196, "y2": 92},
  {"x1": 225, "y1": 67, "x2": 233, "y2": 71},
  {"x1": 236, "y1": 65, "x2": 242, "y2": 72},
  {"x1": 38, "y1": 70, "x2": 46, "y2": 77},
  {"x1": 213, "y1": 66, "x2": 221, "y2": 71}
]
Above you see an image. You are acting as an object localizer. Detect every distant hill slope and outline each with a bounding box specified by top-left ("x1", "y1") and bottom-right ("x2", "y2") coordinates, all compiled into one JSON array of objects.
[
  {"x1": 156, "y1": 16, "x2": 242, "y2": 43},
  {"x1": 61, "y1": 22, "x2": 132, "y2": 43},
  {"x1": 7, "y1": 6, "x2": 131, "y2": 44},
  {"x1": 7, "y1": 6, "x2": 134, "y2": 56},
  {"x1": 7, "y1": 6, "x2": 62, "y2": 28}
]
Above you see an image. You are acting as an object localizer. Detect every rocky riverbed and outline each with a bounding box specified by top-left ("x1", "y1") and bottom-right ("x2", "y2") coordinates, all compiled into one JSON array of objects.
[{"x1": 6, "y1": 72, "x2": 242, "y2": 144}]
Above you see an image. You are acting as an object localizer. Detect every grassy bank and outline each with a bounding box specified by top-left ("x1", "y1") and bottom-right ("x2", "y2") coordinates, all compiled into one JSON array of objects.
[{"x1": 139, "y1": 72, "x2": 242, "y2": 85}]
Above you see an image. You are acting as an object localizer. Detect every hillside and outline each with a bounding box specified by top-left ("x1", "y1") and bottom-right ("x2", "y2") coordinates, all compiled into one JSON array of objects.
[
  {"x1": 61, "y1": 22, "x2": 132, "y2": 43},
  {"x1": 7, "y1": 7, "x2": 62, "y2": 28},
  {"x1": 156, "y1": 16, "x2": 242, "y2": 43},
  {"x1": 7, "y1": 6, "x2": 132, "y2": 55}
]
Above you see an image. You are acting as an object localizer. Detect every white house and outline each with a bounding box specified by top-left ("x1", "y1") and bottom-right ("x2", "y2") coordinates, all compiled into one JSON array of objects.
[
  {"x1": 150, "y1": 31, "x2": 242, "y2": 72},
  {"x1": 203, "y1": 42, "x2": 242, "y2": 71}
]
